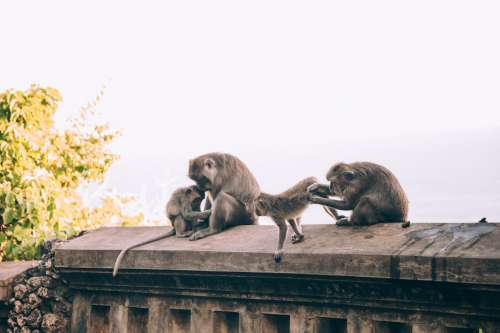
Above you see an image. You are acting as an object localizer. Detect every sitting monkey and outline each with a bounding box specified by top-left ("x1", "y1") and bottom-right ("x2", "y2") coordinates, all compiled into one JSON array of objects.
[
  {"x1": 112, "y1": 185, "x2": 210, "y2": 277},
  {"x1": 166, "y1": 185, "x2": 211, "y2": 237},
  {"x1": 188, "y1": 152, "x2": 260, "y2": 240},
  {"x1": 308, "y1": 162, "x2": 409, "y2": 226}
]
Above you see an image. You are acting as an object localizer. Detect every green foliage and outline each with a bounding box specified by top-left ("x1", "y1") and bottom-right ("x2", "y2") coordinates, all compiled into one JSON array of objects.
[{"x1": 0, "y1": 85, "x2": 142, "y2": 261}]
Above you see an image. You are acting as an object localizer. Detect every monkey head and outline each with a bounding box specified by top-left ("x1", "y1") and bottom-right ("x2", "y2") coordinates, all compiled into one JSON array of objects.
[
  {"x1": 255, "y1": 197, "x2": 269, "y2": 216},
  {"x1": 166, "y1": 185, "x2": 205, "y2": 222},
  {"x1": 326, "y1": 162, "x2": 366, "y2": 198},
  {"x1": 188, "y1": 155, "x2": 219, "y2": 191},
  {"x1": 184, "y1": 185, "x2": 205, "y2": 211}
]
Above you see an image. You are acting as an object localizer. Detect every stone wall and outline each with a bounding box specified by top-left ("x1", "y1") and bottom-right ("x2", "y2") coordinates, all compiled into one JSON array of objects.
[
  {"x1": 55, "y1": 223, "x2": 500, "y2": 333},
  {"x1": 4, "y1": 241, "x2": 72, "y2": 333},
  {"x1": 0, "y1": 261, "x2": 36, "y2": 332}
]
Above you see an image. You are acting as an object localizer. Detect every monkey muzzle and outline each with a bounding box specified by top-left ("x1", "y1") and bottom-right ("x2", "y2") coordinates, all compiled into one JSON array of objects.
[
  {"x1": 329, "y1": 181, "x2": 342, "y2": 196},
  {"x1": 191, "y1": 176, "x2": 210, "y2": 192},
  {"x1": 193, "y1": 186, "x2": 205, "y2": 196}
]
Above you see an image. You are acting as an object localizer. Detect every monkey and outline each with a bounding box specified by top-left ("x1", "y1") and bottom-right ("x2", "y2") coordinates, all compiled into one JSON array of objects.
[
  {"x1": 188, "y1": 152, "x2": 260, "y2": 240},
  {"x1": 308, "y1": 161, "x2": 409, "y2": 226},
  {"x1": 112, "y1": 185, "x2": 210, "y2": 277},
  {"x1": 256, "y1": 177, "x2": 339, "y2": 263},
  {"x1": 166, "y1": 185, "x2": 212, "y2": 237}
]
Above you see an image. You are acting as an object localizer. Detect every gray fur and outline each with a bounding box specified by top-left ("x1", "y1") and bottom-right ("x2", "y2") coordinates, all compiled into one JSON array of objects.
[
  {"x1": 309, "y1": 161, "x2": 409, "y2": 226},
  {"x1": 188, "y1": 153, "x2": 261, "y2": 240}
]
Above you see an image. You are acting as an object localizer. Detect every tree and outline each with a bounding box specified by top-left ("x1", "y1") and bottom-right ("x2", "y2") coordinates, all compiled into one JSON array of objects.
[{"x1": 0, "y1": 85, "x2": 142, "y2": 261}]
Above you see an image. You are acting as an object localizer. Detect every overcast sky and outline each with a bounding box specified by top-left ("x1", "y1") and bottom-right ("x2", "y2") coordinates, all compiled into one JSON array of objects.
[
  {"x1": 2, "y1": 0, "x2": 500, "y2": 154},
  {"x1": 1, "y1": 1, "x2": 499, "y2": 222}
]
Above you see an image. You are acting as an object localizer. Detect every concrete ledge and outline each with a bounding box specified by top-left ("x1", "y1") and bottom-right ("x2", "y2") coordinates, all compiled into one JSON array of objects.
[
  {"x1": 0, "y1": 261, "x2": 38, "y2": 301},
  {"x1": 55, "y1": 223, "x2": 500, "y2": 284}
]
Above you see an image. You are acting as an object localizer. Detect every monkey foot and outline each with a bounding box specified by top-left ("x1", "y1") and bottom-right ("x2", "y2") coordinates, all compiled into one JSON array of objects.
[
  {"x1": 336, "y1": 218, "x2": 351, "y2": 226},
  {"x1": 273, "y1": 250, "x2": 283, "y2": 263},
  {"x1": 401, "y1": 221, "x2": 411, "y2": 228},
  {"x1": 291, "y1": 234, "x2": 304, "y2": 244},
  {"x1": 189, "y1": 232, "x2": 201, "y2": 241}
]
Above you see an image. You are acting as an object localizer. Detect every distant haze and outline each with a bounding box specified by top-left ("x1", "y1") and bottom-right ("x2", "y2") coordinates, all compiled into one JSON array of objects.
[
  {"x1": 1, "y1": 1, "x2": 499, "y2": 223},
  {"x1": 100, "y1": 128, "x2": 500, "y2": 224}
]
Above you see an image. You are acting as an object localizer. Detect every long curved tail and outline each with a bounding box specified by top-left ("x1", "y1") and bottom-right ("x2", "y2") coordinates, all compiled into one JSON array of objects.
[{"x1": 112, "y1": 229, "x2": 175, "y2": 277}]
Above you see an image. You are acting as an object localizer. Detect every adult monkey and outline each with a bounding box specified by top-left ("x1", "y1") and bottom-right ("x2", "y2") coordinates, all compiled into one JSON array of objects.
[
  {"x1": 188, "y1": 152, "x2": 261, "y2": 240},
  {"x1": 308, "y1": 162, "x2": 409, "y2": 226}
]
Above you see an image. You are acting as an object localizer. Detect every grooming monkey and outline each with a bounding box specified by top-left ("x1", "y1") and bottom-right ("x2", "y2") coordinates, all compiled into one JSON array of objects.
[
  {"x1": 308, "y1": 162, "x2": 409, "y2": 226},
  {"x1": 188, "y1": 152, "x2": 260, "y2": 240},
  {"x1": 256, "y1": 177, "x2": 340, "y2": 262},
  {"x1": 112, "y1": 185, "x2": 210, "y2": 277}
]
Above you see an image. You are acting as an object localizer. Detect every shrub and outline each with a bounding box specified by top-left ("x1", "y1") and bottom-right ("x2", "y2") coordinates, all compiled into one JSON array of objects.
[{"x1": 0, "y1": 85, "x2": 142, "y2": 261}]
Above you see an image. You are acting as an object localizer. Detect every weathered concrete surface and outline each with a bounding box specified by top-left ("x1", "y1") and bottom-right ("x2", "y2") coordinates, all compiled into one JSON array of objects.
[
  {"x1": 0, "y1": 261, "x2": 37, "y2": 301},
  {"x1": 55, "y1": 223, "x2": 500, "y2": 284}
]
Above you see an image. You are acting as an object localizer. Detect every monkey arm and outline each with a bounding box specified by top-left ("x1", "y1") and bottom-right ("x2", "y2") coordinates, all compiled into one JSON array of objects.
[
  {"x1": 309, "y1": 195, "x2": 355, "y2": 210},
  {"x1": 183, "y1": 209, "x2": 211, "y2": 222}
]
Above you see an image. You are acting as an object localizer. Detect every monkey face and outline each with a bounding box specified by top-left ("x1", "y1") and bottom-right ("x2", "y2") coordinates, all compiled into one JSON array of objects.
[
  {"x1": 184, "y1": 185, "x2": 205, "y2": 211},
  {"x1": 188, "y1": 157, "x2": 217, "y2": 191},
  {"x1": 327, "y1": 163, "x2": 358, "y2": 196}
]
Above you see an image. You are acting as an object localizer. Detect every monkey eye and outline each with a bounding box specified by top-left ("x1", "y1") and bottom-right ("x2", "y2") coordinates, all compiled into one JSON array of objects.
[
  {"x1": 342, "y1": 171, "x2": 355, "y2": 181},
  {"x1": 186, "y1": 188, "x2": 192, "y2": 194},
  {"x1": 204, "y1": 158, "x2": 215, "y2": 169}
]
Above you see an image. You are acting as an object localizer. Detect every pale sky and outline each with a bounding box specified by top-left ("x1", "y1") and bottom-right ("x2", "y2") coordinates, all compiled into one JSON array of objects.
[
  {"x1": 1, "y1": 1, "x2": 500, "y2": 222},
  {"x1": 2, "y1": 1, "x2": 500, "y2": 154}
]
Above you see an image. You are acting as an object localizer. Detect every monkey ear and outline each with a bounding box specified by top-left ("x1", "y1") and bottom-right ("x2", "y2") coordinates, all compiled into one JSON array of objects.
[
  {"x1": 342, "y1": 171, "x2": 355, "y2": 181},
  {"x1": 257, "y1": 198, "x2": 266, "y2": 209},
  {"x1": 204, "y1": 158, "x2": 215, "y2": 169}
]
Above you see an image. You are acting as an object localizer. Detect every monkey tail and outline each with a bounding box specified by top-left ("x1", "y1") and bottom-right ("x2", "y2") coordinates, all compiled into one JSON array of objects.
[
  {"x1": 322, "y1": 206, "x2": 335, "y2": 219},
  {"x1": 112, "y1": 229, "x2": 175, "y2": 277}
]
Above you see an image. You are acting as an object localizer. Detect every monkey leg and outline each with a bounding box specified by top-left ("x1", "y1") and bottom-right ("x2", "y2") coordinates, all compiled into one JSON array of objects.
[
  {"x1": 350, "y1": 197, "x2": 380, "y2": 226},
  {"x1": 173, "y1": 216, "x2": 192, "y2": 237},
  {"x1": 273, "y1": 218, "x2": 288, "y2": 263},
  {"x1": 288, "y1": 218, "x2": 304, "y2": 244},
  {"x1": 189, "y1": 192, "x2": 246, "y2": 241}
]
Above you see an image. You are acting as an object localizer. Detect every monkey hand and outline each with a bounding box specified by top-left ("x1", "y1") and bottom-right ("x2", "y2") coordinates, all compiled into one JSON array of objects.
[
  {"x1": 307, "y1": 183, "x2": 321, "y2": 194},
  {"x1": 273, "y1": 250, "x2": 284, "y2": 263}
]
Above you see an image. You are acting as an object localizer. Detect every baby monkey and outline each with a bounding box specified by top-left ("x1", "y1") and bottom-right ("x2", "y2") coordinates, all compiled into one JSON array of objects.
[
  {"x1": 166, "y1": 185, "x2": 211, "y2": 237},
  {"x1": 256, "y1": 177, "x2": 340, "y2": 263},
  {"x1": 112, "y1": 185, "x2": 210, "y2": 277}
]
